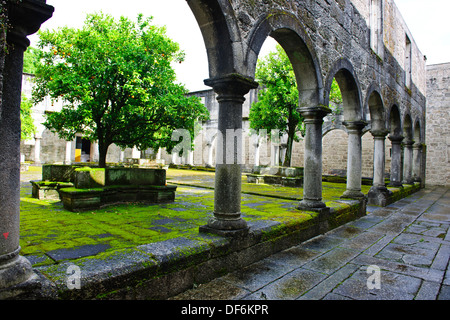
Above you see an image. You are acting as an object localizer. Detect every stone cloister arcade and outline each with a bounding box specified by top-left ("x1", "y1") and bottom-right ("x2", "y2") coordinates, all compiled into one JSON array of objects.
[{"x1": 0, "y1": 0, "x2": 426, "y2": 297}]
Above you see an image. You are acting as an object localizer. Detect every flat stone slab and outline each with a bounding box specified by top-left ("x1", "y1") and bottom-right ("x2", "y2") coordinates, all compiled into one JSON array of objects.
[{"x1": 46, "y1": 244, "x2": 112, "y2": 261}]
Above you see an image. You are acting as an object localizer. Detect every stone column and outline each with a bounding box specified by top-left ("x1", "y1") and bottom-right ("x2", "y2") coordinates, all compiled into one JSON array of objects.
[
  {"x1": 412, "y1": 143, "x2": 422, "y2": 183},
  {"x1": 34, "y1": 134, "x2": 41, "y2": 164},
  {"x1": 0, "y1": 0, "x2": 54, "y2": 299},
  {"x1": 200, "y1": 74, "x2": 258, "y2": 237},
  {"x1": 388, "y1": 134, "x2": 404, "y2": 187},
  {"x1": 402, "y1": 139, "x2": 414, "y2": 184},
  {"x1": 341, "y1": 121, "x2": 366, "y2": 199},
  {"x1": 64, "y1": 141, "x2": 72, "y2": 165},
  {"x1": 297, "y1": 106, "x2": 331, "y2": 211},
  {"x1": 253, "y1": 136, "x2": 260, "y2": 167},
  {"x1": 368, "y1": 130, "x2": 392, "y2": 206}
]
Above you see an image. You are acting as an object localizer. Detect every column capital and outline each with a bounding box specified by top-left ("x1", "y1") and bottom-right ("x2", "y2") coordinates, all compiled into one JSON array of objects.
[
  {"x1": 4, "y1": 0, "x2": 54, "y2": 49},
  {"x1": 413, "y1": 143, "x2": 423, "y2": 150},
  {"x1": 204, "y1": 73, "x2": 258, "y2": 102},
  {"x1": 342, "y1": 120, "x2": 367, "y2": 132},
  {"x1": 403, "y1": 139, "x2": 414, "y2": 147},
  {"x1": 298, "y1": 106, "x2": 331, "y2": 122},
  {"x1": 371, "y1": 129, "x2": 389, "y2": 138},
  {"x1": 388, "y1": 134, "x2": 404, "y2": 143}
]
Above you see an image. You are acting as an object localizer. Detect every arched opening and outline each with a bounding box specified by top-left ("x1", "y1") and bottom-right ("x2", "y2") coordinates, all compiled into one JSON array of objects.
[
  {"x1": 325, "y1": 59, "x2": 365, "y2": 199},
  {"x1": 402, "y1": 113, "x2": 414, "y2": 184},
  {"x1": 367, "y1": 90, "x2": 386, "y2": 132},
  {"x1": 413, "y1": 119, "x2": 423, "y2": 182},
  {"x1": 388, "y1": 105, "x2": 402, "y2": 136},
  {"x1": 325, "y1": 59, "x2": 363, "y2": 122},
  {"x1": 244, "y1": 13, "x2": 322, "y2": 169}
]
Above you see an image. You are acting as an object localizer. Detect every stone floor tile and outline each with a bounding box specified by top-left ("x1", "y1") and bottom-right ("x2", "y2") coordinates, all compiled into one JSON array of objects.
[
  {"x1": 297, "y1": 263, "x2": 359, "y2": 300},
  {"x1": 169, "y1": 278, "x2": 251, "y2": 300},
  {"x1": 245, "y1": 268, "x2": 326, "y2": 300},
  {"x1": 220, "y1": 259, "x2": 295, "y2": 292},
  {"x1": 302, "y1": 247, "x2": 360, "y2": 275},
  {"x1": 332, "y1": 266, "x2": 422, "y2": 300},
  {"x1": 415, "y1": 281, "x2": 441, "y2": 300}
]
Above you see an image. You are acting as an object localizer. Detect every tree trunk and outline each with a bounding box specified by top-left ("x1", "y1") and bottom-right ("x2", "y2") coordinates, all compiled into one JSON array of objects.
[
  {"x1": 283, "y1": 135, "x2": 293, "y2": 167},
  {"x1": 98, "y1": 142, "x2": 110, "y2": 168}
]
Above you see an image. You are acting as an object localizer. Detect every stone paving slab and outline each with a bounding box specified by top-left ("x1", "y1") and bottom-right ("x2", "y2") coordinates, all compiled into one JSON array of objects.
[{"x1": 171, "y1": 186, "x2": 450, "y2": 300}]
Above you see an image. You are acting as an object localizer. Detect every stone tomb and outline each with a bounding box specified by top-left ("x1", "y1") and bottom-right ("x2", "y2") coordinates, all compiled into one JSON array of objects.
[
  {"x1": 31, "y1": 165, "x2": 177, "y2": 211},
  {"x1": 247, "y1": 166, "x2": 304, "y2": 187}
]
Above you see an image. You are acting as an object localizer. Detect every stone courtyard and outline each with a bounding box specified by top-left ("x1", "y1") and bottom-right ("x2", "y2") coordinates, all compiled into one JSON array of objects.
[
  {"x1": 0, "y1": 0, "x2": 448, "y2": 303},
  {"x1": 11, "y1": 165, "x2": 441, "y2": 301}
]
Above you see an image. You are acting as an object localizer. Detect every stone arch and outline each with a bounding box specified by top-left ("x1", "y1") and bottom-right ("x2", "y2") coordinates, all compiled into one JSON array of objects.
[
  {"x1": 244, "y1": 11, "x2": 323, "y2": 107},
  {"x1": 365, "y1": 84, "x2": 386, "y2": 132},
  {"x1": 403, "y1": 112, "x2": 413, "y2": 142},
  {"x1": 413, "y1": 117, "x2": 423, "y2": 143},
  {"x1": 388, "y1": 104, "x2": 402, "y2": 136},
  {"x1": 325, "y1": 58, "x2": 363, "y2": 121},
  {"x1": 186, "y1": 0, "x2": 243, "y2": 77}
]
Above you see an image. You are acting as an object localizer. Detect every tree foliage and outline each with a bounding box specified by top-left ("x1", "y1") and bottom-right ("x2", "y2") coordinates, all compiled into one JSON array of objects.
[
  {"x1": 249, "y1": 44, "x2": 303, "y2": 167},
  {"x1": 32, "y1": 13, "x2": 209, "y2": 167},
  {"x1": 20, "y1": 94, "x2": 35, "y2": 141}
]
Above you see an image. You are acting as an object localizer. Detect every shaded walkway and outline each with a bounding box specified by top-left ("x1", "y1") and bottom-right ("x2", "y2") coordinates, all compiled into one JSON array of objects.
[{"x1": 171, "y1": 186, "x2": 450, "y2": 300}]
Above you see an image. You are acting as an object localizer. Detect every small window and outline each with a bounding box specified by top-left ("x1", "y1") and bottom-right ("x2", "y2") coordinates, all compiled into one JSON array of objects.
[
  {"x1": 370, "y1": 0, "x2": 383, "y2": 56},
  {"x1": 405, "y1": 35, "x2": 412, "y2": 88}
]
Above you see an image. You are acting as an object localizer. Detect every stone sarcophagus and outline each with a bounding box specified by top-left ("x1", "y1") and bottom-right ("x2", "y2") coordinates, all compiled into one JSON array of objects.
[{"x1": 32, "y1": 165, "x2": 177, "y2": 211}]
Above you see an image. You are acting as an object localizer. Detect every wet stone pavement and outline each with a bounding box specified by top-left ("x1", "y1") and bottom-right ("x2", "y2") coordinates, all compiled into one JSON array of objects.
[{"x1": 171, "y1": 186, "x2": 450, "y2": 300}]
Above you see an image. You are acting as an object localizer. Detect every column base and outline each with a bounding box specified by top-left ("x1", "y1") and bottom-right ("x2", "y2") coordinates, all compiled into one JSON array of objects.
[
  {"x1": 388, "y1": 181, "x2": 403, "y2": 188},
  {"x1": 199, "y1": 216, "x2": 249, "y2": 238},
  {"x1": 367, "y1": 186, "x2": 393, "y2": 207},
  {"x1": 297, "y1": 199, "x2": 327, "y2": 211},
  {"x1": 340, "y1": 190, "x2": 366, "y2": 200},
  {"x1": 0, "y1": 255, "x2": 57, "y2": 299}
]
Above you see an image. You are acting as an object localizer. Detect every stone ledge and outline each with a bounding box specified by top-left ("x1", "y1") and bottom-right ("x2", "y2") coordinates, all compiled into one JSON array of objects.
[{"x1": 33, "y1": 198, "x2": 367, "y2": 300}]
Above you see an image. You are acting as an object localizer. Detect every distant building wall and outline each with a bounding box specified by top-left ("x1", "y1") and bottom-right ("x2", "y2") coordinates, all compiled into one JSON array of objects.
[{"x1": 425, "y1": 63, "x2": 450, "y2": 186}]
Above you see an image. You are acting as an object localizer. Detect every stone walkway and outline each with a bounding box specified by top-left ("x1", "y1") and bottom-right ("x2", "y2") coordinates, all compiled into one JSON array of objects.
[{"x1": 171, "y1": 186, "x2": 450, "y2": 300}]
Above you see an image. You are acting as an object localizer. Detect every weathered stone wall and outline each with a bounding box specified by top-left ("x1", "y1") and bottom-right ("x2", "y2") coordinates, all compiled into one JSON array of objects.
[{"x1": 425, "y1": 63, "x2": 450, "y2": 186}]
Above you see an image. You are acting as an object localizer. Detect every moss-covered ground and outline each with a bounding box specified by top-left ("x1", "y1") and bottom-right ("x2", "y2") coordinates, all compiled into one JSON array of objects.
[{"x1": 19, "y1": 166, "x2": 399, "y2": 267}]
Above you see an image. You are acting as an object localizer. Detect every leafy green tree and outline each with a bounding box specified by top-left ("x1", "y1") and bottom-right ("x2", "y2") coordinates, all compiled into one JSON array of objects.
[
  {"x1": 20, "y1": 94, "x2": 36, "y2": 141},
  {"x1": 32, "y1": 13, "x2": 209, "y2": 168},
  {"x1": 329, "y1": 78, "x2": 343, "y2": 116},
  {"x1": 23, "y1": 46, "x2": 40, "y2": 74},
  {"x1": 249, "y1": 45, "x2": 303, "y2": 167}
]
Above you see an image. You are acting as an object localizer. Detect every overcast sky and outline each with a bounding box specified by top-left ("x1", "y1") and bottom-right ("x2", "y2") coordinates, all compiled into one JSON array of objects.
[{"x1": 29, "y1": 0, "x2": 449, "y2": 92}]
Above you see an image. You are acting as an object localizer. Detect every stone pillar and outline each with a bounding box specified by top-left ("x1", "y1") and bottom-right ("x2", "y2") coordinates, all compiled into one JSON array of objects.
[
  {"x1": 402, "y1": 139, "x2": 415, "y2": 184},
  {"x1": 253, "y1": 135, "x2": 260, "y2": 167},
  {"x1": 200, "y1": 74, "x2": 258, "y2": 237},
  {"x1": 0, "y1": 0, "x2": 54, "y2": 299},
  {"x1": 388, "y1": 134, "x2": 404, "y2": 187},
  {"x1": 368, "y1": 130, "x2": 392, "y2": 206},
  {"x1": 131, "y1": 146, "x2": 141, "y2": 159},
  {"x1": 297, "y1": 106, "x2": 331, "y2": 211},
  {"x1": 341, "y1": 121, "x2": 366, "y2": 199},
  {"x1": 34, "y1": 134, "x2": 41, "y2": 164},
  {"x1": 64, "y1": 141, "x2": 72, "y2": 165},
  {"x1": 412, "y1": 143, "x2": 422, "y2": 183}
]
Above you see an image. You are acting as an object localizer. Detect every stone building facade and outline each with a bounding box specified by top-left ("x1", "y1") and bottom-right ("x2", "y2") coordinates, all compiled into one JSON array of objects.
[
  {"x1": 0, "y1": 0, "x2": 428, "y2": 297},
  {"x1": 425, "y1": 63, "x2": 450, "y2": 186}
]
